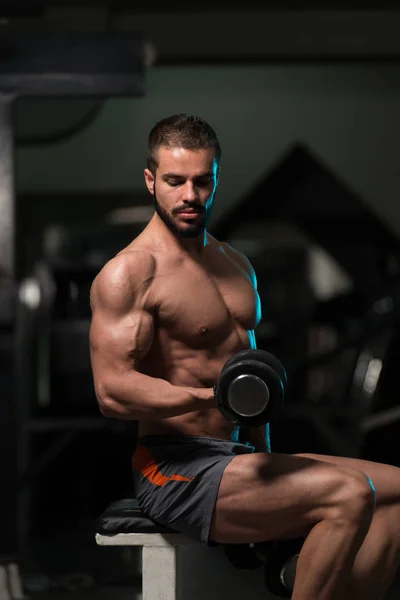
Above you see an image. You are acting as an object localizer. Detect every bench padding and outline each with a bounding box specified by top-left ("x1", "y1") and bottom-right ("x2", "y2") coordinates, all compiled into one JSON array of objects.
[{"x1": 96, "y1": 498, "x2": 179, "y2": 536}]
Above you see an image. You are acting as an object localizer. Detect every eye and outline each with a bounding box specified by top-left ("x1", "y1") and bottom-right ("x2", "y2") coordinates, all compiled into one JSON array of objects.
[
  {"x1": 195, "y1": 178, "x2": 213, "y2": 187},
  {"x1": 167, "y1": 180, "x2": 182, "y2": 187}
]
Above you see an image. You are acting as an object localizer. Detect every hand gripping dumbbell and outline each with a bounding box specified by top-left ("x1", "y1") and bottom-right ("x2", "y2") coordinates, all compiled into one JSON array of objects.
[{"x1": 214, "y1": 349, "x2": 287, "y2": 427}]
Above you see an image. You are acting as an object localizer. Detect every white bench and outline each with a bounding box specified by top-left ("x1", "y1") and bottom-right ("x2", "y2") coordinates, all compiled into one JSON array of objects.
[
  {"x1": 95, "y1": 499, "x2": 293, "y2": 600},
  {"x1": 96, "y1": 499, "x2": 199, "y2": 600}
]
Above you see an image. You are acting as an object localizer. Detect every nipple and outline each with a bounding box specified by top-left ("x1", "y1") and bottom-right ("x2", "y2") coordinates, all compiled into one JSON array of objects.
[{"x1": 199, "y1": 326, "x2": 208, "y2": 335}]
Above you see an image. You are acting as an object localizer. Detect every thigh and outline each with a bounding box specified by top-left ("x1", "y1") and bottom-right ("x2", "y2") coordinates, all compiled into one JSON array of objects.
[
  {"x1": 296, "y1": 453, "x2": 400, "y2": 507},
  {"x1": 209, "y1": 451, "x2": 366, "y2": 544}
]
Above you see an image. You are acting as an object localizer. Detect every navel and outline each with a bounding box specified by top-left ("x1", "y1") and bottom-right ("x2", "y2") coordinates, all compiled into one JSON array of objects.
[{"x1": 199, "y1": 326, "x2": 209, "y2": 335}]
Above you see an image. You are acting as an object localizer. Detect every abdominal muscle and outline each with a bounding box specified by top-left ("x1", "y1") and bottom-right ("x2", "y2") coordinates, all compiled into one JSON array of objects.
[
  {"x1": 134, "y1": 238, "x2": 257, "y2": 441},
  {"x1": 137, "y1": 408, "x2": 236, "y2": 440},
  {"x1": 137, "y1": 332, "x2": 252, "y2": 440}
]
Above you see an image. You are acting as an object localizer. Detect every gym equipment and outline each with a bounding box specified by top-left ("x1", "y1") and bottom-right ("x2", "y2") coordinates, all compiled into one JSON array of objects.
[
  {"x1": 214, "y1": 145, "x2": 400, "y2": 459},
  {"x1": 224, "y1": 543, "x2": 265, "y2": 571},
  {"x1": 215, "y1": 349, "x2": 287, "y2": 427},
  {"x1": 4, "y1": 29, "x2": 148, "y2": 558},
  {"x1": 263, "y1": 538, "x2": 303, "y2": 597},
  {"x1": 96, "y1": 498, "x2": 280, "y2": 600},
  {"x1": 223, "y1": 536, "x2": 301, "y2": 597}
]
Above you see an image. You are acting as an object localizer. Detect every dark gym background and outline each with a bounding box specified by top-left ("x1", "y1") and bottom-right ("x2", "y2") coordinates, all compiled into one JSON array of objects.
[{"x1": 2, "y1": 1, "x2": 400, "y2": 597}]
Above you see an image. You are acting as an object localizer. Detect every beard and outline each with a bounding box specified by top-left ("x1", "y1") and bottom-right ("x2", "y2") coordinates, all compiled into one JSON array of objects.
[{"x1": 153, "y1": 185, "x2": 211, "y2": 239}]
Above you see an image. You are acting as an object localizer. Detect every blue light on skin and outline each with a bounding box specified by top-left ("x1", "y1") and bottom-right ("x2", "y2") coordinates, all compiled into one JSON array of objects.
[
  {"x1": 230, "y1": 427, "x2": 240, "y2": 443},
  {"x1": 367, "y1": 475, "x2": 377, "y2": 507},
  {"x1": 232, "y1": 327, "x2": 271, "y2": 452}
]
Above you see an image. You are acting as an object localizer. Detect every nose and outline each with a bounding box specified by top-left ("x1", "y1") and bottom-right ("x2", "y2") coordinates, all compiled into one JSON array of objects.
[{"x1": 183, "y1": 181, "x2": 197, "y2": 202}]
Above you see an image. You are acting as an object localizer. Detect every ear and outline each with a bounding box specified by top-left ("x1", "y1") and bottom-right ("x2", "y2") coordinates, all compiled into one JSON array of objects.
[{"x1": 144, "y1": 168, "x2": 155, "y2": 195}]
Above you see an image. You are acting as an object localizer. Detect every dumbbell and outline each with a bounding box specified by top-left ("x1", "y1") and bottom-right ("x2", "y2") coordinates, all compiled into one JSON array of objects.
[
  {"x1": 224, "y1": 537, "x2": 301, "y2": 598},
  {"x1": 223, "y1": 543, "x2": 265, "y2": 571},
  {"x1": 214, "y1": 349, "x2": 287, "y2": 427},
  {"x1": 263, "y1": 538, "x2": 303, "y2": 597},
  {"x1": 223, "y1": 539, "x2": 277, "y2": 571}
]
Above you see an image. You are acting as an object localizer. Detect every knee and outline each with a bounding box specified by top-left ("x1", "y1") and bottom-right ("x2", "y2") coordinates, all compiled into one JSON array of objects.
[{"x1": 332, "y1": 468, "x2": 376, "y2": 524}]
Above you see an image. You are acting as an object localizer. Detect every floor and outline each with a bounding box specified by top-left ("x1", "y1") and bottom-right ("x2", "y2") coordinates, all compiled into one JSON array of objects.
[
  {"x1": 3, "y1": 525, "x2": 400, "y2": 600},
  {"x1": 19, "y1": 524, "x2": 141, "y2": 599}
]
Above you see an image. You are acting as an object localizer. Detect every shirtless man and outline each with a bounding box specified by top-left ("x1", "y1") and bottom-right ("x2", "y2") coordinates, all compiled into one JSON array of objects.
[{"x1": 90, "y1": 114, "x2": 400, "y2": 599}]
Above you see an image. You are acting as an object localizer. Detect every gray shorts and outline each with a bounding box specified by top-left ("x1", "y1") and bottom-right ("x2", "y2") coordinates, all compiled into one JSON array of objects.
[{"x1": 132, "y1": 435, "x2": 255, "y2": 545}]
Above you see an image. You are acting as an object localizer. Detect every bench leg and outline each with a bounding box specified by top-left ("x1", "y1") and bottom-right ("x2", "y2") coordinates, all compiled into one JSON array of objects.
[
  {"x1": 0, "y1": 566, "x2": 11, "y2": 600},
  {"x1": 142, "y1": 545, "x2": 178, "y2": 600}
]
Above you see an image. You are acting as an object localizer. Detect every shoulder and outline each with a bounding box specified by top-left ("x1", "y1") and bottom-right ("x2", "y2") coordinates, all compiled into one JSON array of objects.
[
  {"x1": 96, "y1": 250, "x2": 156, "y2": 290},
  {"x1": 219, "y1": 241, "x2": 257, "y2": 287},
  {"x1": 90, "y1": 250, "x2": 157, "y2": 311}
]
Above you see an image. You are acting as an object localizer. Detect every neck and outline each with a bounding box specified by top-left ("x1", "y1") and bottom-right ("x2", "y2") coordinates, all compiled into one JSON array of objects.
[{"x1": 148, "y1": 213, "x2": 209, "y2": 257}]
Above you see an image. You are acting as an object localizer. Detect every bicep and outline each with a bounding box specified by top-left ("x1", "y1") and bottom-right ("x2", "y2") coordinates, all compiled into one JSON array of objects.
[
  {"x1": 89, "y1": 254, "x2": 155, "y2": 381},
  {"x1": 90, "y1": 308, "x2": 154, "y2": 374}
]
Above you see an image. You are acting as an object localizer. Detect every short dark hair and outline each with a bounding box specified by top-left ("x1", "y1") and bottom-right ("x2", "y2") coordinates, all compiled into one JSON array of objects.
[{"x1": 146, "y1": 114, "x2": 221, "y2": 174}]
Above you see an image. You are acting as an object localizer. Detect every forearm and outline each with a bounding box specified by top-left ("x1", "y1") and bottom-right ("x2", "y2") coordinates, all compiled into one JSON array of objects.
[
  {"x1": 241, "y1": 423, "x2": 271, "y2": 453},
  {"x1": 96, "y1": 370, "x2": 215, "y2": 420}
]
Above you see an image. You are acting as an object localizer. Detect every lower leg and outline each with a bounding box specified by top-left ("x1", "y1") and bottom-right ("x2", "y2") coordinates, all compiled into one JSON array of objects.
[
  {"x1": 344, "y1": 506, "x2": 400, "y2": 600},
  {"x1": 292, "y1": 513, "x2": 372, "y2": 600},
  {"x1": 295, "y1": 454, "x2": 400, "y2": 600}
]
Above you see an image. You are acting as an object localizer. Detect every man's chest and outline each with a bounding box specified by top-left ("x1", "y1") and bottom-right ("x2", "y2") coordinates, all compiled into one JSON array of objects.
[{"x1": 152, "y1": 261, "x2": 260, "y2": 342}]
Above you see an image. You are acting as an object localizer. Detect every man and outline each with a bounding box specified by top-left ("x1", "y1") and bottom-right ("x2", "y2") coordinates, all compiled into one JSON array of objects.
[{"x1": 90, "y1": 114, "x2": 400, "y2": 599}]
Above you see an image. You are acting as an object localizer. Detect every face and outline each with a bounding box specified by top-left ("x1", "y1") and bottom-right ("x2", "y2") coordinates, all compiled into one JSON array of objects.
[{"x1": 144, "y1": 146, "x2": 219, "y2": 238}]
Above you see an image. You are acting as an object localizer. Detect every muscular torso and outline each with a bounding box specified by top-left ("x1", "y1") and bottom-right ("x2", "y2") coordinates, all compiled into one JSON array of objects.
[{"x1": 122, "y1": 234, "x2": 260, "y2": 439}]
